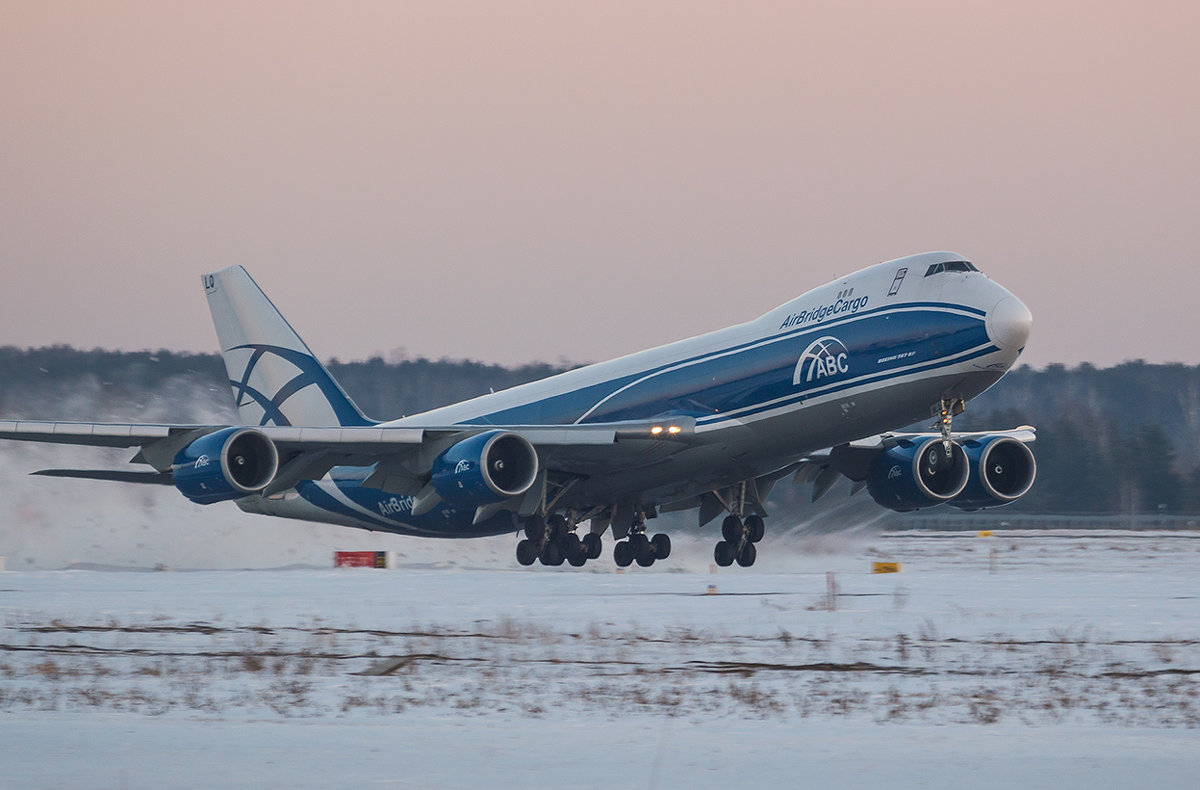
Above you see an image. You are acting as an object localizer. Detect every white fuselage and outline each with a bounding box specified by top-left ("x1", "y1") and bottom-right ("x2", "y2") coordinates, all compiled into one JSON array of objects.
[{"x1": 247, "y1": 252, "x2": 1030, "y2": 536}]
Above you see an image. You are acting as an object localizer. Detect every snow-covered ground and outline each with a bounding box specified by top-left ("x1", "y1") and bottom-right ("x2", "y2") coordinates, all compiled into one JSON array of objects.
[{"x1": 1, "y1": 529, "x2": 1198, "y2": 788}]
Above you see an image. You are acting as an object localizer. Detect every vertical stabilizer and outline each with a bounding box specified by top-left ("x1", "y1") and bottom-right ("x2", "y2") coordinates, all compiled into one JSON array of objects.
[{"x1": 203, "y1": 267, "x2": 374, "y2": 427}]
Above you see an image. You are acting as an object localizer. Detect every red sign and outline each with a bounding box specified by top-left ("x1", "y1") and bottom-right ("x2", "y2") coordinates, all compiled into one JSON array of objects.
[{"x1": 334, "y1": 551, "x2": 389, "y2": 568}]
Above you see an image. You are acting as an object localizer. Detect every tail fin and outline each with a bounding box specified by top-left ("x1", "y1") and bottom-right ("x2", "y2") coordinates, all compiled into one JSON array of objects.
[{"x1": 203, "y1": 266, "x2": 374, "y2": 427}]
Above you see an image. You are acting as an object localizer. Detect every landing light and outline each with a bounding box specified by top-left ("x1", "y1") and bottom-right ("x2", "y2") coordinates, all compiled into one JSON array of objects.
[
  {"x1": 651, "y1": 426, "x2": 663, "y2": 435},
  {"x1": 668, "y1": 426, "x2": 682, "y2": 435}
]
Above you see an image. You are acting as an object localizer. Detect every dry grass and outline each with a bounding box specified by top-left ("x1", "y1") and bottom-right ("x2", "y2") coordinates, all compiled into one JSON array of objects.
[{"x1": 1, "y1": 615, "x2": 1197, "y2": 726}]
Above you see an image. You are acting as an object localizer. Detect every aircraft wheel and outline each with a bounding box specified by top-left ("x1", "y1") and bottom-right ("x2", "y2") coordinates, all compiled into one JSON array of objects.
[
  {"x1": 540, "y1": 540, "x2": 564, "y2": 566},
  {"x1": 547, "y1": 513, "x2": 568, "y2": 540},
  {"x1": 568, "y1": 552, "x2": 587, "y2": 567},
  {"x1": 736, "y1": 542, "x2": 757, "y2": 567},
  {"x1": 561, "y1": 533, "x2": 585, "y2": 563},
  {"x1": 582, "y1": 533, "x2": 602, "y2": 560},
  {"x1": 516, "y1": 539, "x2": 538, "y2": 566},
  {"x1": 714, "y1": 541, "x2": 735, "y2": 567},
  {"x1": 745, "y1": 515, "x2": 765, "y2": 543},
  {"x1": 614, "y1": 541, "x2": 634, "y2": 567},
  {"x1": 635, "y1": 540, "x2": 656, "y2": 567},
  {"x1": 524, "y1": 516, "x2": 547, "y2": 543},
  {"x1": 721, "y1": 515, "x2": 742, "y2": 543},
  {"x1": 651, "y1": 533, "x2": 671, "y2": 560},
  {"x1": 628, "y1": 533, "x2": 650, "y2": 555}
]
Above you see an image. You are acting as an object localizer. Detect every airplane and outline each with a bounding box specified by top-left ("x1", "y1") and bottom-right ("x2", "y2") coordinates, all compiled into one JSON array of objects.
[{"x1": 0, "y1": 251, "x2": 1035, "y2": 568}]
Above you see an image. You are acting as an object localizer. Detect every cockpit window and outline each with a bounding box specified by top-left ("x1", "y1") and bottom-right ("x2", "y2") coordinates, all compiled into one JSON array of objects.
[{"x1": 924, "y1": 261, "x2": 978, "y2": 276}]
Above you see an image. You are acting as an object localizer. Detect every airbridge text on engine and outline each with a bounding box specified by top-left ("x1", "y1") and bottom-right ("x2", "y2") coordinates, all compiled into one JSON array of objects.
[{"x1": 777, "y1": 295, "x2": 870, "y2": 331}]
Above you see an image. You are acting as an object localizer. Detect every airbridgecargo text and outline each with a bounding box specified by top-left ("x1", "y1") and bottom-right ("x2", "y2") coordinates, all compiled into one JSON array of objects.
[
  {"x1": 778, "y1": 295, "x2": 869, "y2": 331},
  {"x1": 378, "y1": 497, "x2": 412, "y2": 516}
]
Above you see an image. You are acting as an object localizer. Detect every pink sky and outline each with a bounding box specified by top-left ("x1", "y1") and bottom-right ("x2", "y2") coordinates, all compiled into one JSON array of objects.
[{"x1": 2, "y1": 1, "x2": 1198, "y2": 368}]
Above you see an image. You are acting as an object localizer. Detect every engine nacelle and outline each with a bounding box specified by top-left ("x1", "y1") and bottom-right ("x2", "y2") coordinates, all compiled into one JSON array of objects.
[
  {"x1": 430, "y1": 430, "x2": 539, "y2": 508},
  {"x1": 867, "y1": 437, "x2": 970, "y2": 512},
  {"x1": 949, "y1": 436, "x2": 1037, "y2": 511},
  {"x1": 172, "y1": 427, "x2": 280, "y2": 505}
]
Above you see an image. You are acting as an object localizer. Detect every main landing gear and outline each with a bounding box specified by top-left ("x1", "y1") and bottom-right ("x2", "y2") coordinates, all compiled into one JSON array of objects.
[
  {"x1": 713, "y1": 514, "x2": 763, "y2": 567},
  {"x1": 516, "y1": 509, "x2": 673, "y2": 569},
  {"x1": 613, "y1": 531, "x2": 671, "y2": 568},
  {"x1": 610, "y1": 507, "x2": 671, "y2": 568},
  {"x1": 515, "y1": 514, "x2": 603, "y2": 567}
]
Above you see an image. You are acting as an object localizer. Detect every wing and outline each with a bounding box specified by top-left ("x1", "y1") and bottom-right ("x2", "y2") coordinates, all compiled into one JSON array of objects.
[{"x1": 0, "y1": 417, "x2": 696, "y2": 496}]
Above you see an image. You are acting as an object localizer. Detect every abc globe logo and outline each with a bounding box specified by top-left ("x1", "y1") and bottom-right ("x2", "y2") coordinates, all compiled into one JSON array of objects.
[{"x1": 793, "y1": 336, "x2": 850, "y2": 385}]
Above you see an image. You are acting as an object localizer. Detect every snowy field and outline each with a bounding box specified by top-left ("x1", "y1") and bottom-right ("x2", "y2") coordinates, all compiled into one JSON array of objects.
[{"x1": 2, "y1": 529, "x2": 1199, "y2": 789}]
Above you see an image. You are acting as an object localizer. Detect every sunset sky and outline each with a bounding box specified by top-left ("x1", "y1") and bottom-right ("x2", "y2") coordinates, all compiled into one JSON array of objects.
[{"x1": 2, "y1": 1, "x2": 1197, "y2": 368}]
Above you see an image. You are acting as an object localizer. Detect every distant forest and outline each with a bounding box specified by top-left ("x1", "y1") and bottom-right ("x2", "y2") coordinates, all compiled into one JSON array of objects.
[{"x1": 1, "y1": 346, "x2": 1198, "y2": 516}]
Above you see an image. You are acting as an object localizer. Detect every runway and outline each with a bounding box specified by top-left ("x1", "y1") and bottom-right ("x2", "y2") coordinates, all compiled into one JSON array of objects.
[{"x1": 2, "y1": 530, "x2": 1198, "y2": 788}]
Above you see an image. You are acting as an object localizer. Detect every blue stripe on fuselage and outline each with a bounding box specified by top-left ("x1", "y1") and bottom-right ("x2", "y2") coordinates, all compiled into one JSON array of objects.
[
  {"x1": 470, "y1": 305, "x2": 990, "y2": 426},
  {"x1": 694, "y1": 342, "x2": 999, "y2": 427},
  {"x1": 289, "y1": 303, "x2": 996, "y2": 536},
  {"x1": 295, "y1": 474, "x2": 516, "y2": 538}
]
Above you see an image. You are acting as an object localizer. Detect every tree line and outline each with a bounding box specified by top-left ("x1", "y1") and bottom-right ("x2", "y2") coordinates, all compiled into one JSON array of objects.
[{"x1": 1, "y1": 347, "x2": 1196, "y2": 515}]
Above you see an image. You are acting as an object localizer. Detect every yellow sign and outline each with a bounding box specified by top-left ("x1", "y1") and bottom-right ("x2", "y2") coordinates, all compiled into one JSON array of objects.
[
  {"x1": 872, "y1": 561, "x2": 901, "y2": 574},
  {"x1": 978, "y1": 530, "x2": 994, "y2": 537}
]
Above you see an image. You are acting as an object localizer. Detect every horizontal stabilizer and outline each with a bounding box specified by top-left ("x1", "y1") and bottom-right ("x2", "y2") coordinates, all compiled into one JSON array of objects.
[{"x1": 32, "y1": 469, "x2": 175, "y2": 485}]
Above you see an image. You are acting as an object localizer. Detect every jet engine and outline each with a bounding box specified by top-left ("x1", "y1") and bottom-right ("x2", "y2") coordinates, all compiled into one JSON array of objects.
[
  {"x1": 949, "y1": 435, "x2": 1037, "y2": 511},
  {"x1": 172, "y1": 427, "x2": 279, "y2": 505},
  {"x1": 430, "y1": 430, "x2": 539, "y2": 508},
  {"x1": 867, "y1": 437, "x2": 969, "y2": 512}
]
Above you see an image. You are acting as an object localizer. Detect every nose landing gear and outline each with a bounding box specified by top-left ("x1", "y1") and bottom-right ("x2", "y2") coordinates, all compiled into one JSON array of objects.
[{"x1": 709, "y1": 481, "x2": 765, "y2": 568}]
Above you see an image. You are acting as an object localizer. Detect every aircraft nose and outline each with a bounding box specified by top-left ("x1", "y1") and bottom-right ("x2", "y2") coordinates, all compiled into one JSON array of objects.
[{"x1": 987, "y1": 295, "x2": 1032, "y2": 352}]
